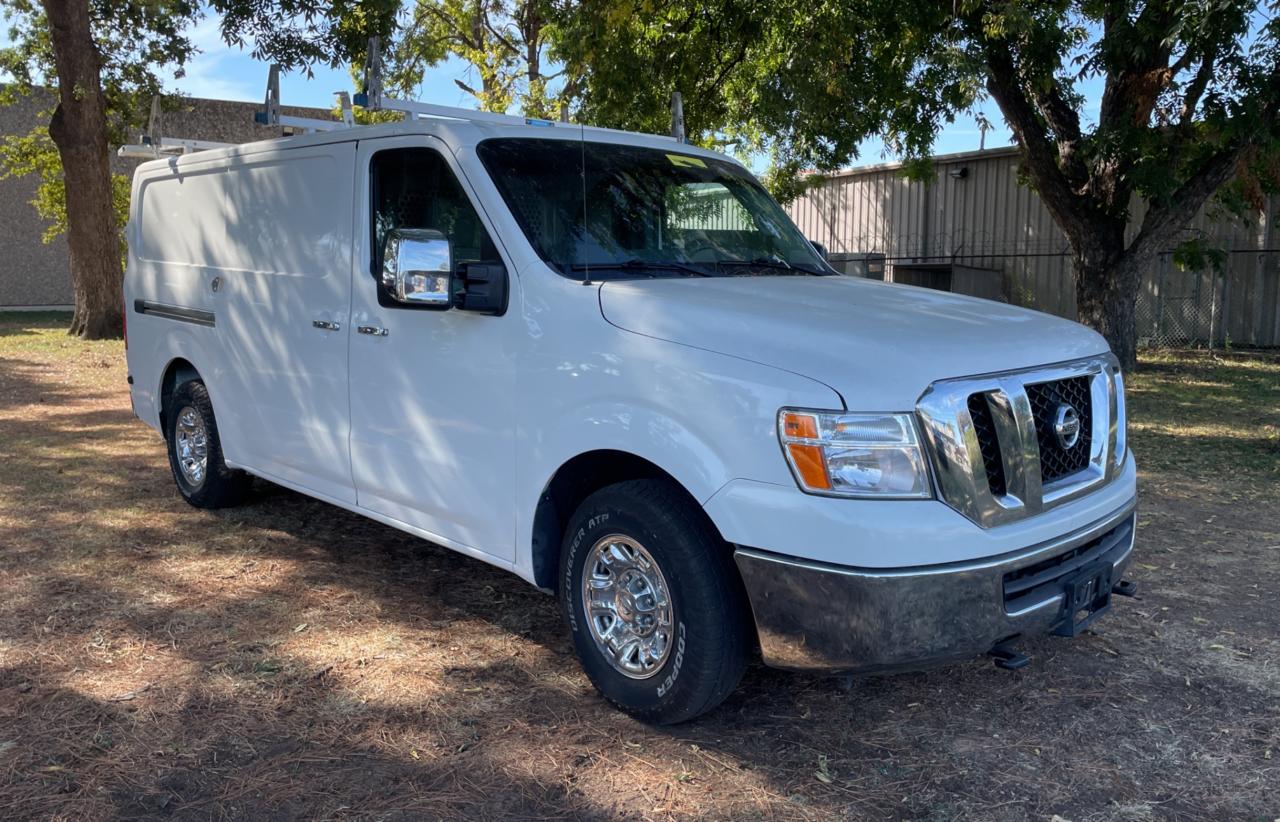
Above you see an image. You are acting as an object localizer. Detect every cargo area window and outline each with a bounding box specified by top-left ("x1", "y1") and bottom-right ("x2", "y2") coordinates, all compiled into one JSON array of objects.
[{"x1": 369, "y1": 148, "x2": 499, "y2": 279}]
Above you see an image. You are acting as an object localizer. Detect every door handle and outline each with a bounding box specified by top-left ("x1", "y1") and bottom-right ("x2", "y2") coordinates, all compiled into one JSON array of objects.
[
  {"x1": 357, "y1": 325, "x2": 389, "y2": 337},
  {"x1": 312, "y1": 320, "x2": 341, "y2": 331}
]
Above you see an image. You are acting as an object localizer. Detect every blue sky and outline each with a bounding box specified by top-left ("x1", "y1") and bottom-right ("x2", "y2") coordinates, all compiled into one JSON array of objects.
[{"x1": 161, "y1": 17, "x2": 483, "y2": 113}]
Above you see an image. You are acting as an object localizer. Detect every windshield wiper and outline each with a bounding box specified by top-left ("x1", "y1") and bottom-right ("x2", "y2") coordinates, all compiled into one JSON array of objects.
[
  {"x1": 568, "y1": 259, "x2": 711, "y2": 278},
  {"x1": 714, "y1": 257, "x2": 825, "y2": 275}
]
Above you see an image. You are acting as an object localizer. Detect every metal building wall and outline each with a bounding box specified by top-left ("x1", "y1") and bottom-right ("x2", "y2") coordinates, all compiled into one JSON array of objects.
[{"x1": 786, "y1": 147, "x2": 1279, "y2": 347}]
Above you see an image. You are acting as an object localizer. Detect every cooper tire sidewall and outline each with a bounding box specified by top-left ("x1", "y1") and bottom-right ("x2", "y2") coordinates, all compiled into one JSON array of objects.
[{"x1": 561, "y1": 504, "x2": 696, "y2": 716}]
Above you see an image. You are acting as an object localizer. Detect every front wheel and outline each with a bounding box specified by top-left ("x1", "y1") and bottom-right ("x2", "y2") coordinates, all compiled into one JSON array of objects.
[{"x1": 560, "y1": 479, "x2": 749, "y2": 724}]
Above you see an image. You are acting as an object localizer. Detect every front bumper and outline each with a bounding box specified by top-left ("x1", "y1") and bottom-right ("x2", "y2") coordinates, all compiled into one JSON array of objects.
[{"x1": 734, "y1": 501, "x2": 1136, "y2": 673}]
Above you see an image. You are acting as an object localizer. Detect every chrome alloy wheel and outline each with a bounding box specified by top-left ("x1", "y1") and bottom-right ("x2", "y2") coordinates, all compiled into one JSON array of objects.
[
  {"x1": 174, "y1": 405, "x2": 209, "y2": 486},
  {"x1": 582, "y1": 535, "x2": 675, "y2": 679}
]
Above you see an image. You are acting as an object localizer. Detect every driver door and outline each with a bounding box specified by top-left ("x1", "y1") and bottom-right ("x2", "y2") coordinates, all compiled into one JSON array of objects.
[{"x1": 346, "y1": 135, "x2": 519, "y2": 563}]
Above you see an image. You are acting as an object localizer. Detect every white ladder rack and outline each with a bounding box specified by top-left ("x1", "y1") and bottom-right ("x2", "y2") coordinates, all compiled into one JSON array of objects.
[
  {"x1": 118, "y1": 37, "x2": 679, "y2": 160},
  {"x1": 118, "y1": 136, "x2": 238, "y2": 159},
  {"x1": 118, "y1": 96, "x2": 239, "y2": 158}
]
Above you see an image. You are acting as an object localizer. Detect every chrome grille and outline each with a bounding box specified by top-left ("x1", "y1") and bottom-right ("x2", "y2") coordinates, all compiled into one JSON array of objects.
[
  {"x1": 966, "y1": 393, "x2": 1007, "y2": 497},
  {"x1": 1026, "y1": 376, "x2": 1092, "y2": 482},
  {"x1": 916, "y1": 356, "x2": 1125, "y2": 528}
]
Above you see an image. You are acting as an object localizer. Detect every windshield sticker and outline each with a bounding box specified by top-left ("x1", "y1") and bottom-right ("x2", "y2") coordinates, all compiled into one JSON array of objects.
[{"x1": 666, "y1": 154, "x2": 707, "y2": 169}]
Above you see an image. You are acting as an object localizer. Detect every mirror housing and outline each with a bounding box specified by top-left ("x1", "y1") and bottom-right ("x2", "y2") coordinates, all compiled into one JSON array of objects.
[
  {"x1": 382, "y1": 229, "x2": 453, "y2": 308},
  {"x1": 457, "y1": 262, "x2": 508, "y2": 315},
  {"x1": 809, "y1": 239, "x2": 829, "y2": 260},
  {"x1": 380, "y1": 228, "x2": 508, "y2": 315}
]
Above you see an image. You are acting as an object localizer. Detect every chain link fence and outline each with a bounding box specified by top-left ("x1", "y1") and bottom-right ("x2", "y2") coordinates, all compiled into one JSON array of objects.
[
  {"x1": 1136, "y1": 251, "x2": 1280, "y2": 350},
  {"x1": 1136, "y1": 254, "x2": 1223, "y2": 348}
]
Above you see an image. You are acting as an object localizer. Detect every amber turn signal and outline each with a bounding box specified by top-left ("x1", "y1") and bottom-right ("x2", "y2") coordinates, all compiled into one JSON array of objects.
[{"x1": 785, "y1": 442, "x2": 831, "y2": 490}]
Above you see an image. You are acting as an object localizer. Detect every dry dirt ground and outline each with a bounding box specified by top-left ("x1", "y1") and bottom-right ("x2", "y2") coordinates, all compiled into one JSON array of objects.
[{"x1": 0, "y1": 313, "x2": 1277, "y2": 821}]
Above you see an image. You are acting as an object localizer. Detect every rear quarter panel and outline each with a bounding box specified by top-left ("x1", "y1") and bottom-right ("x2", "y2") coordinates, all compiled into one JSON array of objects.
[{"x1": 125, "y1": 159, "x2": 230, "y2": 432}]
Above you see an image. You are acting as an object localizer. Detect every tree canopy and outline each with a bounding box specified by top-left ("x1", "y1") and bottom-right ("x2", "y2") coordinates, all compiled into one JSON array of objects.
[
  {"x1": 553, "y1": 0, "x2": 1279, "y2": 365},
  {"x1": 381, "y1": 0, "x2": 560, "y2": 116},
  {"x1": 0, "y1": 0, "x2": 201, "y2": 249}
]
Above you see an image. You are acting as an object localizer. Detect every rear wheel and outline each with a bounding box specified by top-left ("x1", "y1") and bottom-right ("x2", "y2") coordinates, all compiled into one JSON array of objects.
[
  {"x1": 560, "y1": 479, "x2": 749, "y2": 724},
  {"x1": 165, "y1": 380, "x2": 252, "y2": 509}
]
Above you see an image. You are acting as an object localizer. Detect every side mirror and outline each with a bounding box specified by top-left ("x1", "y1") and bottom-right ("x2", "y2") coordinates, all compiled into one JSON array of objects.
[
  {"x1": 809, "y1": 239, "x2": 829, "y2": 260},
  {"x1": 382, "y1": 228, "x2": 453, "y2": 308}
]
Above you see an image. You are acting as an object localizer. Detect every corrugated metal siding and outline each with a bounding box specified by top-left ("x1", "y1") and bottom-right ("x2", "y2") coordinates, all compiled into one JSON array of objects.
[{"x1": 786, "y1": 149, "x2": 1279, "y2": 346}]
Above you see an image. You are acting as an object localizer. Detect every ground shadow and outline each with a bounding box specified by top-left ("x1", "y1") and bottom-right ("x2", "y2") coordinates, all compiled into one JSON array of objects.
[{"x1": 3, "y1": 334, "x2": 1279, "y2": 818}]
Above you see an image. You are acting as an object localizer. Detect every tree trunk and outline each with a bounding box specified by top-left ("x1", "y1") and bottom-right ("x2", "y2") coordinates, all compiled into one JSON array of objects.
[
  {"x1": 42, "y1": 0, "x2": 123, "y2": 340},
  {"x1": 1073, "y1": 228, "x2": 1145, "y2": 371}
]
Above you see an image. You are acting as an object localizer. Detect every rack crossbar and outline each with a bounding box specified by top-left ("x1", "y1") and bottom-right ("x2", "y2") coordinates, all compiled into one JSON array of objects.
[{"x1": 118, "y1": 136, "x2": 236, "y2": 159}]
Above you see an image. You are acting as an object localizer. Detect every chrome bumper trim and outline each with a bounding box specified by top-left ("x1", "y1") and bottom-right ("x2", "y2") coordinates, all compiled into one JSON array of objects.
[{"x1": 734, "y1": 499, "x2": 1137, "y2": 674}]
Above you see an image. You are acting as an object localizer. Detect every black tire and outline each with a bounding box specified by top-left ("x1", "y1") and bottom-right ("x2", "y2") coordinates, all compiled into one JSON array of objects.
[
  {"x1": 559, "y1": 478, "x2": 749, "y2": 724},
  {"x1": 164, "y1": 380, "x2": 252, "y2": 509}
]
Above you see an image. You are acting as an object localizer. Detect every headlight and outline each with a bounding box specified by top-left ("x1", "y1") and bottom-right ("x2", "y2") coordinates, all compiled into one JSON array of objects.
[{"x1": 778, "y1": 409, "x2": 932, "y2": 498}]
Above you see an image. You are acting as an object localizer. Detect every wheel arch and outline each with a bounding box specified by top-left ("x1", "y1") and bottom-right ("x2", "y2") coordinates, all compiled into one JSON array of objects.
[
  {"x1": 157, "y1": 357, "x2": 202, "y2": 432},
  {"x1": 530, "y1": 449, "x2": 726, "y2": 593}
]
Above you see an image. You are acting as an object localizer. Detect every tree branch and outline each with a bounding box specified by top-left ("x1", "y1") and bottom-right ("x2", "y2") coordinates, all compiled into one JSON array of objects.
[
  {"x1": 481, "y1": 12, "x2": 520, "y2": 57},
  {"x1": 1097, "y1": 2, "x2": 1179, "y2": 129},
  {"x1": 1133, "y1": 54, "x2": 1280, "y2": 261},
  {"x1": 1126, "y1": 145, "x2": 1244, "y2": 263},
  {"x1": 1030, "y1": 78, "x2": 1087, "y2": 187},
  {"x1": 982, "y1": 42, "x2": 1093, "y2": 244},
  {"x1": 1178, "y1": 50, "x2": 1215, "y2": 129}
]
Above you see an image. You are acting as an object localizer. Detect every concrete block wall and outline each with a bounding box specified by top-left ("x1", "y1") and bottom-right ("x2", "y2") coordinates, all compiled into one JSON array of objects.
[{"x1": 0, "y1": 90, "x2": 334, "y2": 307}]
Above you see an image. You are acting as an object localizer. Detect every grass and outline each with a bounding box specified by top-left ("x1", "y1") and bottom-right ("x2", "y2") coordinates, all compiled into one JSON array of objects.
[
  {"x1": 1, "y1": 311, "x2": 1277, "y2": 820},
  {"x1": 1127, "y1": 349, "x2": 1280, "y2": 492}
]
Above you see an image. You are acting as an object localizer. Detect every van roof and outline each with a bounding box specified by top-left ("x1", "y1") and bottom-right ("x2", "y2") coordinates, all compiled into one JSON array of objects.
[{"x1": 130, "y1": 115, "x2": 740, "y2": 175}]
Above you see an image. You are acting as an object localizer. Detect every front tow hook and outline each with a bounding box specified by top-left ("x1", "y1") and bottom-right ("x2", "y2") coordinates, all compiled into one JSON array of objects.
[
  {"x1": 988, "y1": 641, "x2": 1031, "y2": 670},
  {"x1": 1112, "y1": 579, "x2": 1138, "y2": 597}
]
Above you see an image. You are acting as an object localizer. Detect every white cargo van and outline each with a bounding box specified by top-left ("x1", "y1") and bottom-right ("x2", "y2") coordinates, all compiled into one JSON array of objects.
[{"x1": 124, "y1": 113, "x2": 1137, "y2": 723}]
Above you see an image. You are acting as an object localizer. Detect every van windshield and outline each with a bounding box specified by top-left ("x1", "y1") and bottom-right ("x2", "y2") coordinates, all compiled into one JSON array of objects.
[{"x1": 476, "y1": 138, "x2": 830, "y2": 280}]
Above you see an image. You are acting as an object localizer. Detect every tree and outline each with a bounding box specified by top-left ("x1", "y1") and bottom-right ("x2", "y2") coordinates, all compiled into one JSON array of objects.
[
  {"x1": 0, "y1": 0, "x2": 396, "y2": 339},
  {"x1": 1, "y1": 0, "x2": 199, "y2": 338},
  {"x1": 385, "y1": 0, "x2": 561, "y2": 116},
  {"x1": 209, "y1": 0, "x2": 398, "y2": 72},
  {"x1": 553, "y1": 1, "x2": 1280, "y2": 368}
]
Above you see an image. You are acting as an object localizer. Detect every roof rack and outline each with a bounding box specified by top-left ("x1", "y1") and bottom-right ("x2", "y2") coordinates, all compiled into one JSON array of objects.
[
  {"x1": 253, "y1": 64, "x2": 354, "y2": 133},
  {"x1": 117, "y1": 37, "x2": 682, "y2": 160},
  {"x1": 352, "y1": 36, "x2": 664, "y2": 137},
  {"x1": 118, "y1": 97, "x2": 237, "y2": 158},
  {"x1": 117, "y1": 136, "x2": 238, "y2": 158}
]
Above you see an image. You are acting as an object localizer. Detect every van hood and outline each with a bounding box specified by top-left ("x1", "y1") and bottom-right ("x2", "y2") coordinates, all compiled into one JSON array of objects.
[{"x1": 598, "y1": 275, "x2": 1109, "y2": 409}]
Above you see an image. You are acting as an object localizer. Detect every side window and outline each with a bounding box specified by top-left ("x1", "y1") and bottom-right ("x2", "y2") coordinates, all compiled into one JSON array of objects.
[{"x1": 369, "y1": 147, "x2": 499, "y2": 281}]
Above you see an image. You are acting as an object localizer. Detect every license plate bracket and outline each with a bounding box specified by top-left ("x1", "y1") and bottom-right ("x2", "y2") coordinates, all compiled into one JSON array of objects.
[{"x1": 1052, "y1": 559, "x2": 1114, "y2": 637}]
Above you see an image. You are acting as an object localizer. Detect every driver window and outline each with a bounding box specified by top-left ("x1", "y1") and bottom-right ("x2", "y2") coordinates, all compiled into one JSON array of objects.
[{"x1": 370, "y1": 147, "x2": 499, "y2": 276}]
